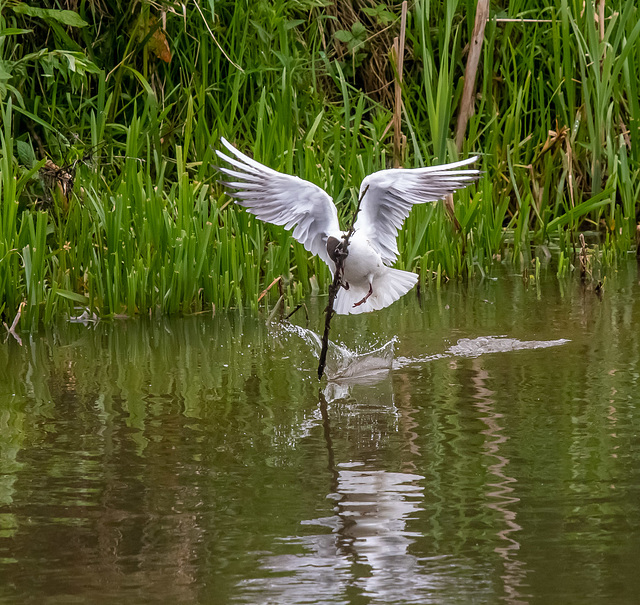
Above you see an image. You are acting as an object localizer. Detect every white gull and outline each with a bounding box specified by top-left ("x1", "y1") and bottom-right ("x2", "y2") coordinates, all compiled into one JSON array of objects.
[{"x1": 216, "y1": 138, "x2": 480, "y2": 315}]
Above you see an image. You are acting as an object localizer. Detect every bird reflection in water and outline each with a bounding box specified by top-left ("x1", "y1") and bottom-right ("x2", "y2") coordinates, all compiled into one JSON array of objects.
[
  {"x1": 248, "y1": 324, "x2": 568, "y2": 603},
  {"x1": 310, "y1": 462, "x2": 426, "y2": 600},
  {"x1": 239, "y1": 366, "x2": 432, "y2": 603}
]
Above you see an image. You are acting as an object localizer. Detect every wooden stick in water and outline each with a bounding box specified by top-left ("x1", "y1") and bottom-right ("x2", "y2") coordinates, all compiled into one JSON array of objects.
[
  {"x1": 317, "y1": 185, "x2": 369, "y2": 380},
  {"x1": 317, "y1": 259, "x2": 343, "y2": 380}
]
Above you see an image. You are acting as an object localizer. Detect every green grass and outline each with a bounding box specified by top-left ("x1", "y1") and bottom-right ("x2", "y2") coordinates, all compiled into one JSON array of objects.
[{"x1": 0, "y1": 0, "x2": 638, "y2": 329}]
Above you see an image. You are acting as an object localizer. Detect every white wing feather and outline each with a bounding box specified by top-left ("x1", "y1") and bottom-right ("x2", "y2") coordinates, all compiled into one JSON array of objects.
[
  {"x1": 354, "y1": 157, "x2": 480, "y2": 265},
  {"x1": 216, "y1": 138, "x2": 340, "y2": 268}
]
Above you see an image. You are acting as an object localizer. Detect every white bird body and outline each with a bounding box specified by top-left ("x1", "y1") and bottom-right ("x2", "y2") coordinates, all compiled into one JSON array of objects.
[
  {"x1": 216, "y1": 138, "x2": 480, "y2": 315},
  {"x1": 328, "y1": 230, "x2": 418, "y2": 315},
  {"x1": 341, "y1": 231, "x2": 384, "y2": 286}
]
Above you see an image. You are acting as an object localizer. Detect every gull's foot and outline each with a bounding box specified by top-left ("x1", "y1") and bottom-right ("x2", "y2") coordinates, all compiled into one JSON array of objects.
[{"x1": 353, "y1": 283, "x2": 373, "y2": 307}]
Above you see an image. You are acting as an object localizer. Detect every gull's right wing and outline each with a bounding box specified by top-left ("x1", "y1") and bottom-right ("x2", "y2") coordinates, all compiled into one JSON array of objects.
[{"x1": 216, "y1": 138, "x2": 340, "y2": 269}]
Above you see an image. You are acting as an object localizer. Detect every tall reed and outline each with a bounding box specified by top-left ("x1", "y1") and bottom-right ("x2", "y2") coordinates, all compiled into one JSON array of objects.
[{"x1": 0, "y1": 0, "x2": 638, "y2": 328}]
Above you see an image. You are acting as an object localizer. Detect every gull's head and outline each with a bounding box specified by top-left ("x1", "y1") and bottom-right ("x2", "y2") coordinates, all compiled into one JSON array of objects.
[{"x1": 326, "y1": 236, "x2": 345, "y2": 264}]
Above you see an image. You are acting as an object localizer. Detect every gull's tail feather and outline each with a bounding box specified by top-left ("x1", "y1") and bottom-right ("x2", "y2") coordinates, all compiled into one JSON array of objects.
[{"x1": 334, "y1": 268, "x2": 418, "y2": 315}]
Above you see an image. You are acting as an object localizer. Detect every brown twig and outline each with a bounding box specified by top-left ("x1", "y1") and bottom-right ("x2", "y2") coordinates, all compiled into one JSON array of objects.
[
  {"x1": 267, "y1": 295, "x2": 285, "y2": 323},
  {"x1": 285, "y1": 302, "x2": 309, "y2": 322},
  {"x1": 318, "y1": 389, "x2": 338, "y2": 486},
  {"x1": 4, "y1": 301, "x2": 26, "y2": 345},
  {"x1": 455, "y1": 0, "x2": 489, "y2": 151},
  {"x1": 579, "y1": 233, "x2": 589, "y2": 282},
  {"x1": 598, "y1": 0, "x2": 605, "y2": 42},
  {"x1": 317, "y1": 264, "x2": 345, "y2": 379},
  {"x1": 443, "y1": 194, "x2": 461, "y2": 232},
  {"x1": 317, "y1": 185, "x2": 369, "y2": 380},
  {"x1": 392, "y1": 1, "x2": 408, "y2": 168},
  {"x1": 257, "y1": 275, "x2": 282, "y2": 303}
]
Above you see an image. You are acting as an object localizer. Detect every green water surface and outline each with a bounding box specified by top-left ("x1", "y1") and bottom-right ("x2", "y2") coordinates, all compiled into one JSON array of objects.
[{"x1": 1, "y1": 261, "x2": 639, "y2": 604}]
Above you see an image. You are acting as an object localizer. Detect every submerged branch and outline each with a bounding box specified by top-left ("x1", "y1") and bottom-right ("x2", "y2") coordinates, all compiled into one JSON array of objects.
[{"x1": 4, "y1": 301, "x2": 25, "y2": 346}]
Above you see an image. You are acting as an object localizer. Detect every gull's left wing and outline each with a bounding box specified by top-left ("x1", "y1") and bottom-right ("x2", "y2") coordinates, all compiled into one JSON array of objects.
[
  {"x1": 353, "y1": 157, "x2": 480, "y2": 265},
  {"x1": 216, "y1": 138, "x2": 340, "y2": 268}
]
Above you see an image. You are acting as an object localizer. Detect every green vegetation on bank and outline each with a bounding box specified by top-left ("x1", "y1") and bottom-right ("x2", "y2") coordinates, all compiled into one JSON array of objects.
[{"x1": 0, "y1": 0, "x2": 639, "y2": 329}]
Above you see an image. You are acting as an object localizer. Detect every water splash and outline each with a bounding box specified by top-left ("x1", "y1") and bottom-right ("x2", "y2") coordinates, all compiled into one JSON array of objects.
[
  {"x1": 395, "y1": 336, "x2": 570, "y2": 369},
  {"x1": 275, "y1": 322, "x2": 396, "y2": 382},
  {"x1": 275, "y1": 323, "x2": 570, "y2": 381},
  {"x1": 446, "y1": 336, "x2": 570, "y2": 358}
]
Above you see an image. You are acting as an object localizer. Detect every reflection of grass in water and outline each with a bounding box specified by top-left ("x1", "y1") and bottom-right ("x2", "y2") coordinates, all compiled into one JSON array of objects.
[
  {"x1": 1, "y1": 1, "x2": 638, "y2": 329},
  {"x1": 1, "y1": 274, "x2": 640, "y2": 601}
]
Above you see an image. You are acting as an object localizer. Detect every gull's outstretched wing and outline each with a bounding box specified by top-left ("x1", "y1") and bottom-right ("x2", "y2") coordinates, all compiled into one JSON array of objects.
[
  {"x1": 354, "y1": 157, "x2": 480, "y2": 265},
  {"x1": 216, "y1": 138, "x2": 340, "y2": 268}
]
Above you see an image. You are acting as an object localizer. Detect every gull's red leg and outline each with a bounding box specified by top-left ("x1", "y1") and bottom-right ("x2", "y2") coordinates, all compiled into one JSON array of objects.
[{"x1": 353, "y1": 282, "x2": 373, "y2": 307}]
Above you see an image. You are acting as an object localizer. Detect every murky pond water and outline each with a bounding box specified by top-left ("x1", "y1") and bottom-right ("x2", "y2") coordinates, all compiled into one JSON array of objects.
[{"x1": 1, "y1": 261, "x2": 640, "y2": 604}]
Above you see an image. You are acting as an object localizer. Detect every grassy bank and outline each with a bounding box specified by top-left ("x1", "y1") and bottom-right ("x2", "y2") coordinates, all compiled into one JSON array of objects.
[{"x1": 0, "y1": 0, "x2": 639, "y2": 329}]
